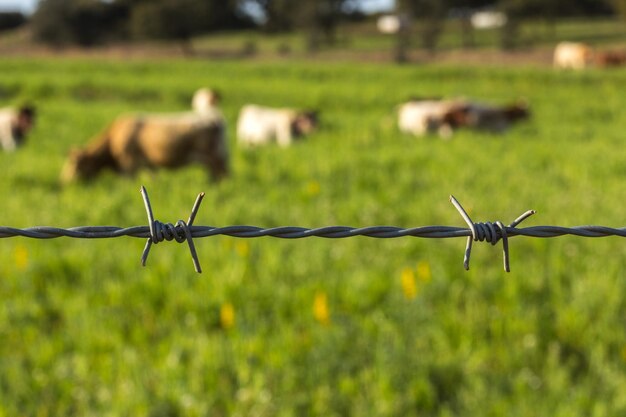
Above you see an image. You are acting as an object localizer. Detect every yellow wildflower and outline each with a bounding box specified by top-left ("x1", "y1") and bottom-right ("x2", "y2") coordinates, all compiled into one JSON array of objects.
[
  {"x1": 416, "y1": 260, "x2": 432, "y2": 283},
  {"x1": 313, "y1": 291, "x2": 330, "y2": 325},
  {"x1": 220, "y1": 303, "x2": 235, "y2": 330},
  {"x1": 14, "y1": 244, "x2": 28, "y2": 271},
  {"x1": 235, "y1": 241, "x2": 249, "y2": 258},
  {"x1": 305, "y1": 180, "x2": 321, "y2": 197},
  {"x1": 401, "y1": 267, "x2": 417, "y2": 300}
]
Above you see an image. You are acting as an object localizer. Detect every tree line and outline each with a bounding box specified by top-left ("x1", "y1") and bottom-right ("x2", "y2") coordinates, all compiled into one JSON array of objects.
[{"x1": 0, "y1": 0, "x2": 623, "y2": 49}]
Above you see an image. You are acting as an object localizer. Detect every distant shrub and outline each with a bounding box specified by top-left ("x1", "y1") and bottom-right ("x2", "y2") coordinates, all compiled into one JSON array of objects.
[
  {"x1": 0, "y1": 12, "x2": 26, "y2": 32},
  {"x1": 31, "y1": 0, "x2": 129, "y2": 46},
  {"x1": 31, "y1": 0, "x2": 254, "y2": 47}
]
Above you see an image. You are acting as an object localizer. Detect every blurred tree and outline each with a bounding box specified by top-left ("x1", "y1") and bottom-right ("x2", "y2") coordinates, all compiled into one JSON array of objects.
[
  {"x1": 128, "y1": 0, "x2": 209, "y2": 50},
  {"x1": 0, "y1": 12, "x2": 26, "y2": 33},
  {"x1": 31, "y1": 0, "x2": 73, "y2": 46},
  {"x1": 29, "y1": 0, "x2": 622, "y2": 49},
  {"x1": 395, "y1": 0, "x2": 449, "y2": 61},
  {"x1": 614, "y1": 0, "x2": 626, "y2": 20},
  {"x1": 448, "y1": 0, "x2": 493, "y2": 48},
  {"x1": 240, "y1": 0, "x2": 296, "y2": 32},
  {"x1": 127, "y1": 0, "x2": 251, "y2": 39},
  {"x1": 32, "y1": 0, "x2": 122, "y2": 46},
  {"x1": 241, "y1": 0, "x2": 352, "y2": 51},
  {"x1": 32, "y1": 0, "x2": 253, "y2": 47},
  {"x1": 497, "y1": 0, "x2": 527, "y2": 50},
  {"x1": 495, "y1": 0, "x2": 615, "y2": 49},
  {"x1": 127, "y1": 0, "x2": 255, "y2": 54},
  {"x1": 298, "y1": 0, "x2": 350, "y2": 51}
]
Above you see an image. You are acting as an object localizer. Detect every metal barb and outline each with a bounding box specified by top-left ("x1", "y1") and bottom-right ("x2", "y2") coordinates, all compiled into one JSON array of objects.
[
  {"x1": 449, "y1": 195, "x2": 535, "y2": 272},
  {"x1": 140, "y1": 186, "x2": 205, "y2": 273}
]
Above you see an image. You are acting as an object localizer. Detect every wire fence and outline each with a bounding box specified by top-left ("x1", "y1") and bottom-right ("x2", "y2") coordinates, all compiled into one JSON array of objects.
[{"x1": 1, "y1": 186, "x2": 626, "y2": 273}]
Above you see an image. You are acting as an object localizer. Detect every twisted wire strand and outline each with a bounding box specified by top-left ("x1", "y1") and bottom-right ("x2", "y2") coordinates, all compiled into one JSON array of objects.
[
  {"x1": 3, "y1": 224, "x2": 626, "y2": 240},
  {"x1": 2, "y1": 188, "x2": 626, "y2": 273}
]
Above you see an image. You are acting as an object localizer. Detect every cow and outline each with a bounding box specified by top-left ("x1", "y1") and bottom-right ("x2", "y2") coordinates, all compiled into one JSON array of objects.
[
  {"x1": 595, "y1": 50, "x2": 626, "y2": 68},
  {"x1": 236, "y1": 104, "x2": 318, "y2": 147},
  {"x1": 553, "y1": 42, "x2": 593, "y2": 70},
  {"x1": 61, "y1": 106, "x2": 228, "y2": 183},
  {"x1": 0, "y1": 105, "x2": 36, "y2": 152},
  {"x1": 443, "y1": 101, "x2": 530, "y2": 133},
  {"x1": 192, "y1": 88, "x2": 221, "y2": 113},
  {"x1": 377, "y1": 14, "x2": 410, "y2": 34},
  {"x1": 397, "y1": 98, "x2": 465, "y2": 139}
]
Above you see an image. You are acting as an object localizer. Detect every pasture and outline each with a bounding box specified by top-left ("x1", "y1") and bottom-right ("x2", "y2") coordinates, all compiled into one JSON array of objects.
[{"x1": 1, "y1": 57, "x2": 626, "y2": 416}]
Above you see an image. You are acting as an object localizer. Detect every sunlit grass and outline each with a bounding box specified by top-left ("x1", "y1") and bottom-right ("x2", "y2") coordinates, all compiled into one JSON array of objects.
[{"x1": 0, "y1": 57, "x2": 626, "y2": 416}]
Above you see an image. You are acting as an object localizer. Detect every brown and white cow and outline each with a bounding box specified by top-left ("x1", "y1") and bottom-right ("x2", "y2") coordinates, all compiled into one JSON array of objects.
[
  {"x1": 236, "y1": 104, "x2": 318, "y2": 147},
  {"x1": 0, "y1": 105, "x2": 36, "y2": 152},
  {"x1": 61, "y1": 100, "x2": 228, "y2": 183},
  {"x1": 553, "y1": 42, "x2": 593, "y2": 70},
  {"x1": 398, "y1": 98, "x2": 529, "y2": 137},
  {"x1": 397, "y1": 98, "x2": 464, "y2": 139},
  {"x1": 595, "y1": 50, "x2": 626, "y2": 68}
]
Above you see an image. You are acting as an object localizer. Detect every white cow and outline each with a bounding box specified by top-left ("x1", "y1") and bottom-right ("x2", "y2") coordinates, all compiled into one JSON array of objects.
[
  {"x1": 553, "y1": 42, "x2": 593, "y2": 70},
  {"x1": 237, "y1": 104, "x2": 318, "y2": 147},
  {"x1": 0, "y1": 105, "x2": 36, "y2": 152},
  {"x1": 377, "y1": 14, "x2": 410, "y2": 34},
  {"x1": 470, "y1": 11, "x2": 507, "y2": 29}
]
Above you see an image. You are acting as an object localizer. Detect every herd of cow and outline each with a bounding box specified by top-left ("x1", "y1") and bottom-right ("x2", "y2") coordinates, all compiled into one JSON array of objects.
[
  {"x1": 1, "y1": 40, "x2": 622, "y2": 183},
  {"x1": 0, "y1": 89, "x2": 531, "y2": 183}
]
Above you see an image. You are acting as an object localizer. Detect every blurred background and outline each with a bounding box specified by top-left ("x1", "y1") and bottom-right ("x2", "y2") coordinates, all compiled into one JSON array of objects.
[{"x1": 0, "y1": 0, "x2": 624, "y2": 62}]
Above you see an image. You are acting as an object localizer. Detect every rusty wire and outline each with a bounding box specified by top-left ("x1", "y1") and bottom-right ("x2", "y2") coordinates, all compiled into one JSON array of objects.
[{"x1": 1, "y1": 187, "x2": 626, "y2": 273}]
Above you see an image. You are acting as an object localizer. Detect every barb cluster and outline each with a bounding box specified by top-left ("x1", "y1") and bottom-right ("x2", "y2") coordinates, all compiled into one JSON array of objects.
[
  {"x1": 450, "y1": 195, "x2": 535, "y2": 272},
  {"x1": 140, "y1": 186, "x2": 204, "y2": 273},
  {"x1": 2, "y1": 187, "x2": 626, "y2": 273}
]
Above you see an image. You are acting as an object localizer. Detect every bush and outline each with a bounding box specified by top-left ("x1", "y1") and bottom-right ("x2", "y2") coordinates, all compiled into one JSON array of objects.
[
  {"x1": 129, "y1": 0, "x2": 208, "y2": 41},
  {"x1": 0, "y1": 12, "x2": 26, "y2": 33},
  {"x1": 31, "y1": 0, "x2": 128, "y2": 46}
]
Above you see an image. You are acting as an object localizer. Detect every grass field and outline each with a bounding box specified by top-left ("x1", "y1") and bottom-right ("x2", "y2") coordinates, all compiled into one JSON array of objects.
[
  {"x1": 190, "y1": 18, "x2": 626, "y2": 60},
  {"x1": 1, "y1": 56, "x2": 626, "y2": 416}
]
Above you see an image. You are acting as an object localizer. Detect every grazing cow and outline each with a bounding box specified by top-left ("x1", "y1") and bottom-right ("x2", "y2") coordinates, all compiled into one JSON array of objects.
[
  {"x1": 192, "y1": 88, "x2": 221, "y2": 113},
  {"x1": 397, "y1": 98, "x2": 464, "y2": 139},
  {"x1": 553, "y1": 42, "x2": 593, "y2": 70},
  {"x1": 595, "y1": 50, "x2": 626, "y2": 68},
  {"x1": 470, "y1": 10, "x2": 507, "y2": 29},
  {"x1": 0, "y1": 105, "x2": 36, "y2": 152},
  {"x1": 61, "y1": 110, "x2": 228, "y2": 183},
  {"x1": 443, "y1": 101, "x2": 530, "y2": 133},
  {"x1": 377, "y1": 14, "x2": 410, "y2": 34},
  {"x1": 236, "y1": 104, "x2": 318, "y2": 147}
]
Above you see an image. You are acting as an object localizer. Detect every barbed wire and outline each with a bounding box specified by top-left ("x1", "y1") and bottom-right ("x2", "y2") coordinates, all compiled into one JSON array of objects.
[{"x1": 1, "y1": 186, "x2": 626, "y2": 273}]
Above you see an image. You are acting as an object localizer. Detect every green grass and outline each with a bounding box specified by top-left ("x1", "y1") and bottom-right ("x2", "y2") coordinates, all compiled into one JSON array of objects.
[{"x1": 1, "y1": 57, "x2": 626, "y2": 416}]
